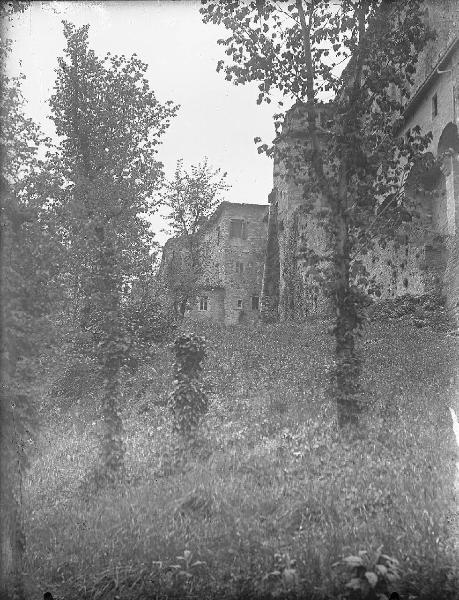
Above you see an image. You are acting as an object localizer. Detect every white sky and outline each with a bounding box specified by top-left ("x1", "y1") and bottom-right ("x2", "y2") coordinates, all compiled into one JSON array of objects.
[{"x1": 5, "y1": 0, "x2": 281, "y2": 244}]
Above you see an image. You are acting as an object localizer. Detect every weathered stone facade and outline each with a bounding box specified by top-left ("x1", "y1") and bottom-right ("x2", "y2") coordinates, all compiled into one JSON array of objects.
[
  {"x1": 267, "y1": 0, "x2": 459, "y2": 323},
  {"x1": 161, "y1": 202, "x2": 268, "y2": 325}
]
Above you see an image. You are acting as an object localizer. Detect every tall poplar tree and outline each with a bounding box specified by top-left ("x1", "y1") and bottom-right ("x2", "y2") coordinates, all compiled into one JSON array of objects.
[
  {"x1": 201, "y1": 0, "x2": 432, "y2": 427},
  {"x1": 49, "y1": 22, "x2": 178, "y2": 479}
]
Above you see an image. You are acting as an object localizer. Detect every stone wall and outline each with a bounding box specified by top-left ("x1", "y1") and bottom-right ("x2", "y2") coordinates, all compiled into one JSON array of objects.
[
  {"x1": 187, "y1": 289, "x2": 226, "y2": 323},
  {"x1": 411, "y1": 0, "x2": 459, "y2": 96},
  {"x1": 268, "y1": 2, "x2": 459, "y2": 323},
  {"x1": 161, "y1": 202, "x2": 268, "y2": 325},
  {"x1": 273, "y1": 104, "x2": 333, "y2": 320},
  {"x1": 215, "y1": 203, "x2": 268, "y2": 325},
  {"x1": 401, "y1": 42, "x2": 458, "y2": 155}
]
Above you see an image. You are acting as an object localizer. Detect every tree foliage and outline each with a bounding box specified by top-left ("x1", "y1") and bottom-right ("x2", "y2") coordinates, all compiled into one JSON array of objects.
[
  {"x1": 201, "y1": 0, "x2": 433, "y2": 427},
  {"x1": 161, "y1": 158, "x2": 229, "y2": 317},
  {"x1": 169, "y1": 333, "x2": 208, "y2": 439},
  {"x1": 163, "y1": 158, "x2": 229, "y2": 237},
  {"x1": 48, "y1": 21, "x2": 178, "y2": 478},
  {"x1": 0, "y1": 6, "x2": 52, "y2": 595}
]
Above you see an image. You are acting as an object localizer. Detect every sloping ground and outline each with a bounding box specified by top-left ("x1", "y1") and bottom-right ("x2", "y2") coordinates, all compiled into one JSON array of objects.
[{"x1": 24, "y1": 318, "x2": 458, "y2": 600}]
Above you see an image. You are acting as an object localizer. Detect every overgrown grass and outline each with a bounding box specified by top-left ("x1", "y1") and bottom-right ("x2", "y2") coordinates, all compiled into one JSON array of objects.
[{"x1": 24, "y1": 318, "x2": 459, "y2": 599}]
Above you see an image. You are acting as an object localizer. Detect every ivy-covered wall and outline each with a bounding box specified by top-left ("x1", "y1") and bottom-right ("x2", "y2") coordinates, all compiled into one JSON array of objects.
[
  {"x1": 269, "y1": 2, "x2": 459, "y2": 323},
  {"x1": 272, "y1": 156, "x2": 452, "y2": 320},
  {"x1": 260, "y1": 189, "x2": 280, "y2": 322}
]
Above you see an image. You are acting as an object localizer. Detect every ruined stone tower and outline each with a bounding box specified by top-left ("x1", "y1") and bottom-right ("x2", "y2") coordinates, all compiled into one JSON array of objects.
[{"x1": 263, "y1": 0, "x2": 459, "y2": 323}]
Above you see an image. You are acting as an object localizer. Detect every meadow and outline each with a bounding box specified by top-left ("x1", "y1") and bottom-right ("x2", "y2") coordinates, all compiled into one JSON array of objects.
[{"x1": 24, "y1": 316, "x2": 458, "y2": 599}]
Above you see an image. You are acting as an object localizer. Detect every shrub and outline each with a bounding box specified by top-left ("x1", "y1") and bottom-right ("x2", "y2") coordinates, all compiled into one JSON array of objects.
[
  {"x1": 169, "y1": 333, "x2": 208, "y2": 439},
  {"x1": 368, "y1": 293, "x2": 452, "y2": 331}
]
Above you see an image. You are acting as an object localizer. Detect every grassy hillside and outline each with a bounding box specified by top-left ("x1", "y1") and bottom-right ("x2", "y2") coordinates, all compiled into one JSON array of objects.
[{"x1": 24, "y1": 318, "x2": 458, "y2": 599}]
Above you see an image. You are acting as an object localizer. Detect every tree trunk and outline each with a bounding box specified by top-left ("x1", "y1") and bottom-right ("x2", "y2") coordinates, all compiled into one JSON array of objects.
[
  {"x1": 0, "y1": 394, "x2": 25, "y2": 600},
  {"x1": 0, "y1": 206, "x2": 26, "y2": 600},
  {"x1": 295, "y1": 0, "x2": 366, "y2": 428},
  {"x1": 100, "y1": 362, "x2": 124, "y2": 476},
  {"x1": 95, "y1": 227, "x2": 125, "y2": 479},
  {"x1": 333, "y1": 170, "x2": 361, "y2": 427}
]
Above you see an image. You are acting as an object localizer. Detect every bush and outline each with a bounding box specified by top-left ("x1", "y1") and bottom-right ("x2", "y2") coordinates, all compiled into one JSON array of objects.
[
  {"x1": 368, "y1": 293, "x2": 453, "y2": 332},
  {"x1": 170, "y1": 334, "x2": 207, "y2": 419}
]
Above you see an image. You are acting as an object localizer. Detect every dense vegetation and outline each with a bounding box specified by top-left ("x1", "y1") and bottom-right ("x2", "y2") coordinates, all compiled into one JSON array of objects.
[
  {"x1": 2, "y1": 4, "x2": 458, "y2": 600},
  {"x1": 23, "y1": 316, "x2": 458, "y2": 599}
]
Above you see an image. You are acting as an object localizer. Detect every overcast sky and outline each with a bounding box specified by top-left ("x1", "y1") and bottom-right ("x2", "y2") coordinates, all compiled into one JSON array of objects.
[{"x1": 5, "y1": 0, "x2": 282, "y2": 243}]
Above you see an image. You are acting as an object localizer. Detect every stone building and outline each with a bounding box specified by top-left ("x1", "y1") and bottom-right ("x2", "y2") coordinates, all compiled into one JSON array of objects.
[
  {"x1": 262, "y1": 0, "x2": 459, "y2": 323},
  {"x1": 161, "y1": 202, "x2": 268, "y2": 325}
]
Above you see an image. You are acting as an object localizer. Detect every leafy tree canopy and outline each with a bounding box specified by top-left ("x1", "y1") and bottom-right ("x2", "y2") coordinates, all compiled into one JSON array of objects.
[{"x1": 162, "y1": 157, "x2": 230, "y2": 238}]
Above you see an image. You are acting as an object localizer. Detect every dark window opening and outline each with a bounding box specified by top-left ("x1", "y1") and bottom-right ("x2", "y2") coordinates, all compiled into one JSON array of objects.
[
  {"x1": 199, "y1": 297, "x2": 208, "y2": 311},
  {"x1": 235, "y1": 261, "x2": 244, "y2": 275},
  {"x1": 403, "y1": 278, "x2": 409, "y2": 288},
  {"x1": 252, "y1": 296, "x2": 259, "y2": 310},
  {"x1": 230, "y1": 219, "x2": 247, "y2": 239},
  {"x1": 432, "y1": 93, "x2": 438, "y2": 118},
  {"x1": 237, "y1": 299, "x2": 243, "y2": 309}
]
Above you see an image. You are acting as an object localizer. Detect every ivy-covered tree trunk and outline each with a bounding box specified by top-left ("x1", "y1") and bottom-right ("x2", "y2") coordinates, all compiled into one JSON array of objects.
[
  {"x1": 333, "y1": 177, "x2": 362, "y2": 427},
  {"x1": 100, "y1": 362, "x2": 124, "y2": 476},
  {"x1": 95, "y1": 229, "x2": 125, "y2": 477},
  {"x1": 170, "y1": 334, "x2": 208, "y2": 440}
]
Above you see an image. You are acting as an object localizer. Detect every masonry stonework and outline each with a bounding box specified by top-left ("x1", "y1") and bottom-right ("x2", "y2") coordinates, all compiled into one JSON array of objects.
[
  {"x1": 272, "y1": 104, "x2": 333, "y2": 320},
  {"x1": 161, "y1": 202, "x2": 268, "y2": 325},
  {"x1": 269, "y1": 0, "x2": 459, "y2": 323}
]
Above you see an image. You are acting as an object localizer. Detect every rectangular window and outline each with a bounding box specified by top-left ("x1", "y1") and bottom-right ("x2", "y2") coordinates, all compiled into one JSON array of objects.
[
  {"x1": 199, "y1": 296, "x2": 208, "y2": 311},
  {"x1": 432, "y1": 93, "x2": 438, "y2": 118},
  {"x1": 235, "y1": 261, "x2": 244, "y2": 275},
  {"x1": 251, "y1": 296, "x2": 259, "y2": 310},
  {"x1": 230, "y1": 219, "x2": 246, "y2": 238},
  {"x1": 237, "y1": 299, "x2": 243, "y2": 309}
]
